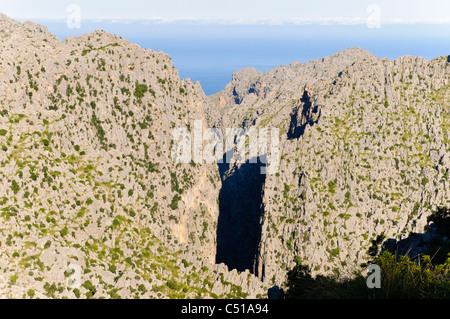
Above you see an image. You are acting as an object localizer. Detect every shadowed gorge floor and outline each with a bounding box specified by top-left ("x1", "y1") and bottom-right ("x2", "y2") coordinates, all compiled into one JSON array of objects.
[{"x1": 215, "y1": 155, "x2": 266, "y2": 273}]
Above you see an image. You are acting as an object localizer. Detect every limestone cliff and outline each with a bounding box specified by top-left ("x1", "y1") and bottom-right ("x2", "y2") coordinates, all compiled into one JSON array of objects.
[
  {"x1": 212, "y1": 47, "x2": 450, "y2": 285},
  {"x1": 0, "y1": 13, "x2": 265, "y2": 298},
  {"x1": 2, "y1": 12, "x2": 450, "y2": 298}
]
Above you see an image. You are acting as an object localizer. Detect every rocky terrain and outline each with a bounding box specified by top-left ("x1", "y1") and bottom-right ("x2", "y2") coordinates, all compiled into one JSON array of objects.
[
  {"x1": 1, "y1": 12, "x2": 450, "y2": 299},
  {"x1": 0, "y1": 13, "x2": 265, "y2": 298},
  {"x1": 211, "y1": 47, "x2": 450, "y2": 284}
]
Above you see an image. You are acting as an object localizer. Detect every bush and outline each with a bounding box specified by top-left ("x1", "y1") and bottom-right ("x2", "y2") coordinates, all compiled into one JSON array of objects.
[
  {"x1": 91, "y1": 112, "x2": 106, "y2": 147},
  {"x1": 81, "y1": 280, "x2": 97, "y2": 298},
  {"x1": 11, "y1": 180, "x2": 20, "y2": 194},
  {"x1": 423, "y1": 207, "x2": 450, "y2": 264},
  {"x1": 73, "y1": 288, "x2": 81, "y2": 298},
  {"x1": 373, "y1": 251, "x2": 450, "y2": 298},
  {"x1": 285, "y1": 251, "x2": 450, "y2": 299},
  {"x1": 170, "y1": 194, "x2": 181, "y2": 210},
  {"x1": 134, "y1": 82, "x2": 148, "y2": 100},
  {"x1": 426, "y1": 206, "x2": 450, "y2": 235},
  {"x1": 421, "y1": 177, "x2": 429, "y2": 186},
  {"x1": 166, "y1": 279, "x2": 180, "y2": 291},
  {"x1": 27, "y1": 289, "x2": 35, "y2": 298}
]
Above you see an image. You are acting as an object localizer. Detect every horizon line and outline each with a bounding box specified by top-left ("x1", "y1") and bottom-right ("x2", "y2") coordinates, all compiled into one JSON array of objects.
[{"x1": 13, "y1": 16, "x2": 450, "y2": 26}]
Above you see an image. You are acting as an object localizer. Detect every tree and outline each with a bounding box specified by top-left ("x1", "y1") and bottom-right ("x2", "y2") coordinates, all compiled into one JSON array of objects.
[{"x1": 134, "y1": 81, "x2": 148, "y2": 100}]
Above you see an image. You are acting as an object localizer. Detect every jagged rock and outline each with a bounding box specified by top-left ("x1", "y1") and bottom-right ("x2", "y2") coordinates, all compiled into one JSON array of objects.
[
  {"x1": 210, "y1": 46, "x2": 450, "y2": 285},
  {"x1": 0, "y1": 13, "x2": 266, "y2": 299},
  {"x1": 2, "y1": 11, "x2": 450, "y2": 299}
]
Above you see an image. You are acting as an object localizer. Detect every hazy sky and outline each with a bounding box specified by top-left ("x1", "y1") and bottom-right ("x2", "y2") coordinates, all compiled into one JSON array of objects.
[
  {"x1": 2, "y1": 0, "x2": 450, "y2": 24},
  {"x1": 2, "y1": 0, "x2": 450, "y2": 95}
]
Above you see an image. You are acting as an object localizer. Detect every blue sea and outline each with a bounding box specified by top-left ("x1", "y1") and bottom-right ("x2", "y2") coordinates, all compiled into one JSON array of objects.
[{"x1": 36, "y1": 21, "x2": 450, "y2": 95}]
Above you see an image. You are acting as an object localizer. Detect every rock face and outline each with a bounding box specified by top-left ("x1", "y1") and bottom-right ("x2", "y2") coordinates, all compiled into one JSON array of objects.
[
  {"x1": 1, "y1": 12, "x2": 450, "y2": 299},
  {"x1": 287, "y1": 89, "x2": 321, "y2": 140},
  {"x1": 0, "y1": 14, "x2": 266, "y2": 299},
  {"x1": 382, "y1": 207, "x2": 450, "y2": 263},
  {"x1": 211, "y1": 47, "x2": 450, "y2": 284}
]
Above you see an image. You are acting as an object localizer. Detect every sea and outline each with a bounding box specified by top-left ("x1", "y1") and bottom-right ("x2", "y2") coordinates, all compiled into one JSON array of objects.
[{"x1": 36, "y1": 20, "x2": 450, "y2": 96}]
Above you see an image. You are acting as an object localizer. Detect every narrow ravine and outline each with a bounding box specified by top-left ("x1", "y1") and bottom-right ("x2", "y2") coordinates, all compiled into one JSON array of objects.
[{"x1": 215, "y1": 154, "x2": 266, "y2": 273}]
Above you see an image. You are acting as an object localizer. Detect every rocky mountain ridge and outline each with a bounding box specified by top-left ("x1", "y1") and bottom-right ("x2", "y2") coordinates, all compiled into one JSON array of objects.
[
  {"x1": 0, "y1": 13, "x2": 265, "y2": 298},
  {"x1": 211, "y1": 46, "x2": 450, "y2": 283},
  {"x1": 0, "y1": 12, "x2": 449, "y2": 298}
]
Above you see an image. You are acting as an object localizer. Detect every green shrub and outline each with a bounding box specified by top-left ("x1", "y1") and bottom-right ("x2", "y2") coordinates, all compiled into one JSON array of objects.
[
  {"x1": 73, "y1": 288, "x2": 81, "y2": 298},
  {"x1": 91, "y1": 112, "x2": 106, "y2": 147},
  {"x1": 81, "y1": 280, "x2": 97, "y2": 298},
  {"x1": 27, "y1": 289, "x2": 35, "y2": 298},
  {"x1": 11, "y1": 180, "x2": 20, "y2": 194},
  {"x1": 170, "y1": 194, "x2": 181, "y2": 210},
  {"x1": 285, "y1": 251, "x2": 450, "y2": 299},
  {"x1": 134, "y1": 82, "x2": 148, "y2": 99},
  {"x1": 166, "y1": 279, "x2": 180, "y2": 290},
  {"x1": 373, "y1": 251, "x2": 450, "y2": 298}
]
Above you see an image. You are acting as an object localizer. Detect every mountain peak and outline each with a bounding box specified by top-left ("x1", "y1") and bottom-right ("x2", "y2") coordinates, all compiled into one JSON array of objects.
[
  {"x1": 231, "y1": 67, "x2": 263, "y2": 83},
  {"x1": 0, "y1": 12, "x2": 60, "y2": 44},
  {"x1": 317, "y1": 46, "x2": 378, "y2": 66},
  {"x1": 0, "y1": 11, "x2": 15, "y2": 22},
  {"x1": 335, "y1": 46, "x2": 375, "y2": 57},
  {"x1": 0, "y1": 12, "x2": 20, "y2": 28}
]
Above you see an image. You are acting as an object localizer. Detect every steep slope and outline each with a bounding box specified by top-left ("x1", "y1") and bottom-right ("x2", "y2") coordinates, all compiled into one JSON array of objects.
[
  {"x1": 212, "y1": 47, "x2": 450, "y2": 285},
  {"x1": 0, "y1": 14, "x2": 266, "y2": 298}
]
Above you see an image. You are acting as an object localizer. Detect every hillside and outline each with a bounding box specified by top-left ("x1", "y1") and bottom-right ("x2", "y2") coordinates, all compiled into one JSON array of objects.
[
  {"x1": 0, "y1": 13, "x2": 265, "y2": 299},
  {"x1": 1, "y1": 12, "x2": 450, "y2": 299},
  {"x1": 211, "y1": 47, "x2": 450, "y2": 283}
]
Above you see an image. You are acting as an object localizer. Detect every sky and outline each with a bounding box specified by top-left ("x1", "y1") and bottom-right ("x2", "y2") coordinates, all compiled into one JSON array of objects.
[
  {"x1": 2, "y1": 0, "x2": 450, "y2": 25},
  {"x1": 2, "y1": 0, "x2": 450, "y2": 95}
]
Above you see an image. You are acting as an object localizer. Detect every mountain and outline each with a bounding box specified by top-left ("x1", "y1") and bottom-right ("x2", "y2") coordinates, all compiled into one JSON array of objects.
[
  {"x1": 1, "y1": 12, "x2": 450, "y2": 299},
  {"x1": 0, "y1": 13, "x2": 265, "y2": 298},
  {"x1": 211, "y1": 46, "x2": 450, "y2": 282}
]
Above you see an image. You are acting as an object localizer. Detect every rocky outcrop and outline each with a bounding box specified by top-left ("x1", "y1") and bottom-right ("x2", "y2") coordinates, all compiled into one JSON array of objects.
[
  {"x1": 2, "y1": 12, "x2": 450, "y2": 299},
  {"x1": 0, "y1": 13, "x2": 266, "y2": 299},
  {"x1": 287, "y1": 88, "x2": 321, "y2": 140},
  {"x1": 212, "y1": 47, "x2": 450, "y2": 286},
  {"x1": 382, "y1": 207, "x2": 450, "y2": 263}
]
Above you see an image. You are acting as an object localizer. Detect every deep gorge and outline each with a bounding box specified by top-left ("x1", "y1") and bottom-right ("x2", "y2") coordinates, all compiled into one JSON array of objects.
[{"x1": 215, "y1": 154, "x2": 266, "y2": 275}]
